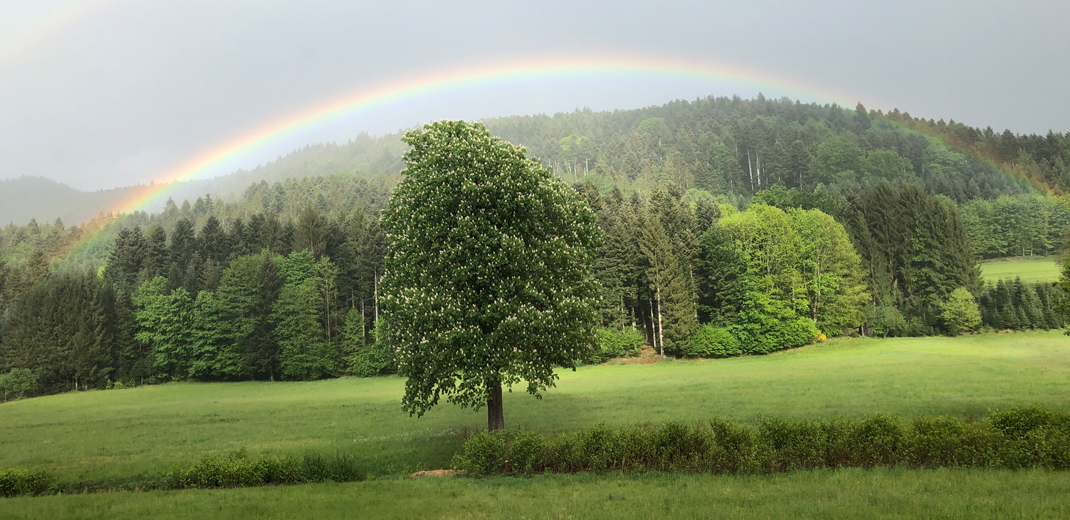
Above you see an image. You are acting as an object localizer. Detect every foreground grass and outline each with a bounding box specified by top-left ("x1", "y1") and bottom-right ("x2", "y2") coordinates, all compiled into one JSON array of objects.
[
  {"x1": 6, "y1": 469, "x2": 1070, "y2": 519},
  {"x1": 2, "y1": 331, "x2": 1070, "y2": 482},
  {"x1": 980, "y1": 256, "x2": 1061, "y2": 284}
]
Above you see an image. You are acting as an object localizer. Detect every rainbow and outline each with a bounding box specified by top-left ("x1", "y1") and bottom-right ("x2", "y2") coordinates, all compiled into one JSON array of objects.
[{"x1": 103, "y1": 53, "x2": 864, "y2": 216}]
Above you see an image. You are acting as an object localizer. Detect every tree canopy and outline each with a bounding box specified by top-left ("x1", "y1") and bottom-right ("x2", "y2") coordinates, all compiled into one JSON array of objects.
[{"x1": 380, "y1": 120, "x2": 601, "y2": 430}]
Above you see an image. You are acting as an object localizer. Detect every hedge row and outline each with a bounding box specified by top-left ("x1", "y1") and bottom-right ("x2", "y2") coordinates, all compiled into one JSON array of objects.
[
  {"x1": 172, "y1": 449, "x2": 365, "y2": 488},
  {"x1": 0, "y1": 450, "x2": 365, "y2": 498},
  {"x1": 453, "y1": 405, "x2": 1070, "y2": 476},
  {"x1": 0, "y1": 469, "x2": 51, "y2": 497}
]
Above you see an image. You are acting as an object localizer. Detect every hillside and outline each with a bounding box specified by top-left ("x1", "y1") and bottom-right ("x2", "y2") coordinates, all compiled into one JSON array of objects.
[
  {"x1": 3, "y1": 95, "x2": 1068, "y2": 227},
  {"x1": 0, "y1": 177, "x2": 139, "y2": 227},
  {"x1": 0, "y1": 133, "x2": 409, "y2": 227}
]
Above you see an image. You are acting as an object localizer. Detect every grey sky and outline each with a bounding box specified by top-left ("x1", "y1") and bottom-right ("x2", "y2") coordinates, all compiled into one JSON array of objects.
[{"x1": 1, "y1": 0, "x2": 1067, "y2": 190}]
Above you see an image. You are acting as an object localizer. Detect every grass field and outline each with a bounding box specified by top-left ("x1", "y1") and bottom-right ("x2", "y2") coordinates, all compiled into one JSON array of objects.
[
  {"x1": 3, "y1": 330, "x2": 1070, "y2": 485},
  {"x1": 5, "y1": 469, "x2": 1070, "y2": 519},
  {"x1": 980, "y1": 256, "x2": 1062, "y2": 284}
]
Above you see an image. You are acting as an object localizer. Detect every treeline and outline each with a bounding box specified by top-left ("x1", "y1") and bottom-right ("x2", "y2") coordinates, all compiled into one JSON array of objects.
[
  {"x1": 885, "y1": 110, "x2": 1070, "y2": 194},
  {"x1": 2, "y1": 173, "x2": 1063, "y2": 396},
  {"x1": 960, "y1": 195, "x2": 1070, "y2": 259},
  {"x1": 0, "y1": 177, "x2": 397, "y2": 393},
  {"x1": 978, "y1": 278, "x2": 1065, "y2": 331},
  {"x1": 487, "y1": 96, "x2": 1036, "y2": 204}
]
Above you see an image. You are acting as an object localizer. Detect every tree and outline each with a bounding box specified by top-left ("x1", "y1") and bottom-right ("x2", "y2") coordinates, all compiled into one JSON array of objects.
[
  {"x1": 381, "y1": 120, "x2": 601, "y2": 431},
  {"x1": 791, "y1": 209, "x2": 869, "y2": 335},
  {"x1": 942, "y1": 287, "x2": 981, "y2": 335},
  {"x1": 0, "y1": 368, "x2": 38, "y2": 401}
]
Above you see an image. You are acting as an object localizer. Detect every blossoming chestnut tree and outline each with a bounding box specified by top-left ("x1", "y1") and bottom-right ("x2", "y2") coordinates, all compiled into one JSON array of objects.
[{"x1": 380, "y1": 120, "x2": 601, "y2": 431}]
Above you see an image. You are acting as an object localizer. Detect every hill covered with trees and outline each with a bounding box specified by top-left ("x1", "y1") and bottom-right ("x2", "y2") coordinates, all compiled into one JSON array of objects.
[{"x1": 2, "y1": 95, "x2": 1069, "y2": 396}]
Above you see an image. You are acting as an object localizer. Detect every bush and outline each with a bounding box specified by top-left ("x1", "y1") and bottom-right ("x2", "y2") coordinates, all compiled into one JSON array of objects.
[
  {"x1": 863, "y1": 304, "x2": 906, "y2": 337},
  {"x1": 453, "y1": 406, "x2": 1070, "y2": 477},
  {"x1": 942, "y1": 287, "x2": 982, "y2": 335},
  {"x1": 849, "y1": 414, "x2": 904, "y2": 467},
  {"x1": 688, "y1": 325, "x2": 741, "y2": 358},
  {"x1": 347, "y1": 319, "x2": 397, "y2": 377},
  {"x1": 0, "y1": 468, "x2": 52, "y2": 497},
  {"x1": 588, "y1": 328, "x2": 645, "y2": 363},
  {"x1": 451, "y1": 431, "x2": 508, "y2": 477},
  {"x1": 0, "y1": 368, "x2": 38, "y2": 402},
  {"x1": 908, "y1": 415, "x2": 994, "y2": 468},
  {"x1": 173, "y1": 448, "x2": 362, "y2": 488},
  {"x1": 759, "y1": 417, "x2": 826, "y2": 470}
]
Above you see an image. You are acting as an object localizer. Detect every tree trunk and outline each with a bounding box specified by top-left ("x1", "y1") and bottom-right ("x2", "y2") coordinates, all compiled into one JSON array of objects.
[
  {"x1": 655, "y1": 287, "x2": 665, "y2": 357},
  {"x1": 487, "y1": 379, "x2": 504, "y2": 431},
  {"x1": 746, "y1": 149, "x2": 754, "y2": 192}
]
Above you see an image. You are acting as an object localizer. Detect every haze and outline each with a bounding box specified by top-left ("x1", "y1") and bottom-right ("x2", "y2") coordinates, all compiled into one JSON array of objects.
[{"x1": 0, "y1": 0, "x2": 1066, "y2": 190}]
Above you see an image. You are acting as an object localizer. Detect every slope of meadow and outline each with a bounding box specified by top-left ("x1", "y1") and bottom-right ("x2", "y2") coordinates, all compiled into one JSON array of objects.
[
  {"x1": 2, "y1": 331, "x2": 1069, "y2": 484},
  {"x1": 980, "y1": 256, "x2": 1062, "y2": 284}
]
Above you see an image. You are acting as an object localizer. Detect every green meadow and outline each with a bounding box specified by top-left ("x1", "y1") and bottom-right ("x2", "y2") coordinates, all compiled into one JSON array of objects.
[
  {"x1": 980, "y1": 256, "x2": 1062, "y2": 284},
  {"x1": 6, "y1": 469, "x2": 1070, "y2": 520},
  {"x1": 2, "y1": 330, "x2": 1069, "y2": 487}
]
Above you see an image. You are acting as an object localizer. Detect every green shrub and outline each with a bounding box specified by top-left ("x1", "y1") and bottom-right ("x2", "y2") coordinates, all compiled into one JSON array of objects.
[
  {"x1": 0, "y1": 468, "x2": 52, "y2": 497},
  {"x1": 908, "y1": 416, "x2": 994, "y2": 468},
  {"x1": 509, "y1": 431, "x2": 545, "y2": 475},
  {"x1": 758, "y1": 417, "x2": 826, "y2": 470},
  {"x1": 849, "y1": 414, "x2": 904, "y2": 467},
  {"x1": 688, "y1": 325, "x2": 741, "y2": 358},
  {"x1": 708, "y1": 418, "x2": 771, "y2": 474},
  {"x1": 590, "y1": 328, "x2": 645, "y2": 363},
  {"x1": 452, "y1": 407, "x2": 1070, "y2": 478},
  {"x1": 173, "y1": 449, "x2": 362, "y2": 488},
  {"x1": 988, "y1": 406, "x2": 1070, "y2": 469},
  {"x1": 451, "y1": 431, "x2": 508, "y2": 477},
  {"x1": 0, "y1": 368, "x2": 38, "y2": 402},
  {"x1": 347, "y1": 318, "x2": 397, "y2": 377}
]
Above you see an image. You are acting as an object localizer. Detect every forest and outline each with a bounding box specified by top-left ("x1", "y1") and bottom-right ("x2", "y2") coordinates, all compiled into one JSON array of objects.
[{"x1": 2, "y1": 95, "x2": 1069, "y2": 396}]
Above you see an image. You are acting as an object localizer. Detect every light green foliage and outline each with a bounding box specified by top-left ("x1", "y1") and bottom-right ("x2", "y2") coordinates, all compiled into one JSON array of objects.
[
  {"x1": 0, "y1": 368, "x2": 37, "y2": 401},
  {"x1": 216, "y1": 254, "x2": 267, "y2": 361},
  {"x1": 380, "y1": 120, "x2": 601, "y2": 418},
  {"x1": 718, "y1": 204, "x2": 803, "y2": 304},
  {"x1": 133, "y1": 277, "x2": 194, "y2": 380},
  {"x1": 791, "y1": 209, "x2": 869, "y2": 336},
  {"x1": 941, "y1": 288, "x2": 982, "y2": 335},
  {"x1": 689, "y1": 324, "x2": 741, "y2": 358},
  {"x1": 703, "y1": 204, "x2": 860, "y2": 352},
  {"x1": 188, "y1": 291, "x2": 242, "y2": 380},
  {"x1": 591, "y1": 328, "x2": 645, "y2": 363}
]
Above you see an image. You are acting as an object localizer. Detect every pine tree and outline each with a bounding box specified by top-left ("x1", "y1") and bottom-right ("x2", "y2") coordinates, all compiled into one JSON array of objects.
[{"x1": 293, "y1": 205, "x2": 328, "y2": 258}]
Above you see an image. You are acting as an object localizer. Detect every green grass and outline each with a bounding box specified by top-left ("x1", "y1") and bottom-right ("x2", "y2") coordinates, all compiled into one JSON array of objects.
[
  {"x1": 5, "y1": 470, "x2": 1070, "y2": 519},
  {"x1": 980, "y1": 256, "x2": 1062, "y2": 284},
  {"x1": 3, "y1": 331, "x2": 1070, "y2": 484}
]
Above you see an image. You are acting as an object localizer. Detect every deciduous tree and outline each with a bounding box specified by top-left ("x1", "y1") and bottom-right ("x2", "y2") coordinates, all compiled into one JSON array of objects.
[{"x1": 381, "y1": 121, "x2": 601, "y2": 431}]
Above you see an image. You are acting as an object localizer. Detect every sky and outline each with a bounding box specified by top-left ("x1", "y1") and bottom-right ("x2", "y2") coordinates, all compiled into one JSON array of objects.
[{"x1": 0, "y1": 0, "x2": 1067, "y2": 191}]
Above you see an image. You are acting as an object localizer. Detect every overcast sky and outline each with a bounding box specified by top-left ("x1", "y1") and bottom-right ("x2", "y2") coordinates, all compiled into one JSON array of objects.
[{"x1": 1, "y1": 0, "x2": 1067, "y2": 191}]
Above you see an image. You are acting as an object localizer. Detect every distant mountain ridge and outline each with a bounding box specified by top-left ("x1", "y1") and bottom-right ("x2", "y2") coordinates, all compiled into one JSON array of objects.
[
  {"x1": 0, "y1": 177, "x2": 139, "y2": 226},
  {"x1": 3, "y1": 96, "x2": 1067, "y2": 226},
  {"x1": 0, "y1": 131, "x2": 409, "y2": 227}
]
